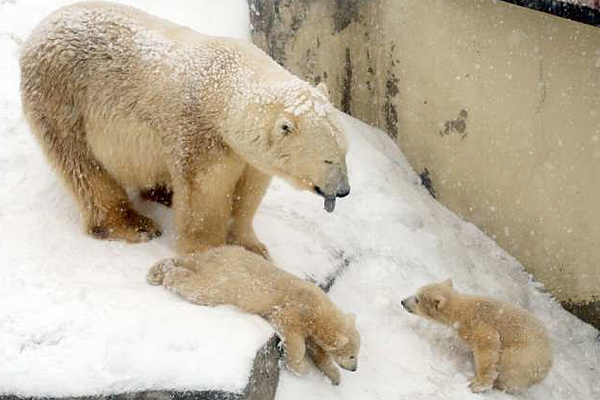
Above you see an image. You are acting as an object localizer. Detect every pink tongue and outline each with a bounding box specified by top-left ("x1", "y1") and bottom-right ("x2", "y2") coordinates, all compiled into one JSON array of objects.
[{"x1": 324, "y1": 197, "x2": 336, "y2": 213}]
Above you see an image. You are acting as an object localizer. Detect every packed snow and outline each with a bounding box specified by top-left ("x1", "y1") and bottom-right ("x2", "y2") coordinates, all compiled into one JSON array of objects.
[{"x1": 0, "y1": 1, "x2": 598, "y2": 400}]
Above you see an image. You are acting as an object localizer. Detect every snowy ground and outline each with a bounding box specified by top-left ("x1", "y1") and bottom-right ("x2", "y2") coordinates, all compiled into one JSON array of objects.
[{"x1": 1, "y1": 1, "x2": 599, "y2": 400}]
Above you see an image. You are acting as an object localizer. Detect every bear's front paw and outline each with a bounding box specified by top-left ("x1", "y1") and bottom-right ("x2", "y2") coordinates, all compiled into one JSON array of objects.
[
  {"x1": 243, "y1": 241, "x2": 270, "y2": 260},
  {"x1": 227, "y1": 233, "x2": 270, "y2": 259},
  {"x1": 469, "y1": 378, "x2": 494, "y2": 393}
]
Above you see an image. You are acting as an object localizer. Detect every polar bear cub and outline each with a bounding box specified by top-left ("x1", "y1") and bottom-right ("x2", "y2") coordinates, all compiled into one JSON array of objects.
[
  {"x1": 147, "y1": 246, "x2": 360, "y2": 385},
  {"x1": 402, "y1": 280, "x2": 552, "y2": 393}
]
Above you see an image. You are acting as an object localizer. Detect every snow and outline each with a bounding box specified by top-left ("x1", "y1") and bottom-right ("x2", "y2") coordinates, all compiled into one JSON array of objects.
[{"x1": 1, "y1": 1, "x2": 599, "y2": 400}]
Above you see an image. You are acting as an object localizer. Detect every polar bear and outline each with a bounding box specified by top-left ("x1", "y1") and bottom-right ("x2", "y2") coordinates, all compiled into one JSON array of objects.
[
  {"x1": 20, "y1": 2, "x2": 349, "y2": 256},
  {"x1": 402, "y1": 280, "x2": 552, "y2": 393},
  {"x1": 147, "y1": 246, "x2": 360, "y2": 385}
]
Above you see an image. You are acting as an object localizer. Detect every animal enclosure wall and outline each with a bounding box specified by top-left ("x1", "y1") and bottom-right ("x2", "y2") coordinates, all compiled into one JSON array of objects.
[{"x1": 248, "y1": 0, "x2": 600, "y2": 328}]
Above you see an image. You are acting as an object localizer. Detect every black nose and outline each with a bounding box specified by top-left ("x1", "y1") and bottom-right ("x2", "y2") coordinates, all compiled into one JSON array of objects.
[
  {"x1": 401, "y1": 299, "x2": 406, "y2": 308},
  {"x1": 336, "y1": 188, "x2": 350, "y2": 198}
]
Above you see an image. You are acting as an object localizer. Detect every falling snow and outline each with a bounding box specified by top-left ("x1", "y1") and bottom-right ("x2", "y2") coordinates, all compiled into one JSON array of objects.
[{"x1": 0, "y1": 1, "x2": 598, "y2": 400}]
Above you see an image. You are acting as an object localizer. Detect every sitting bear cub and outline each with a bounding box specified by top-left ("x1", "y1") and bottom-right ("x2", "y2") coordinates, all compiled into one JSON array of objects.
[
  {"x1": 147, "y1": 246, "x2": 360, "y2": 385},
  {"x1": 402, "y1": 280, "x2": 552, "y2": 393}
]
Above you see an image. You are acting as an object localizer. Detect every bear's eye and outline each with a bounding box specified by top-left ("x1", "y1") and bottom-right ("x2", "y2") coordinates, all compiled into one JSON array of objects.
[
  {"x1": 349, "y1": 355, "x2": 355, "y2": 360},
  {"x1": 415, "y1": 297, "x2": 420, "y2": 304},
  {"x1": 281, "y1": 123, "x2": 292, "y2": 134}
]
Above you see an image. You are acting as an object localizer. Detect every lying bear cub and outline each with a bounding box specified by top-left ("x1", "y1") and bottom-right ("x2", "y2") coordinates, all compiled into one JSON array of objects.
[
  {"x1": 402, "y1": 280, "x2": 552, "y2": 393},
  {"x1": 147, "y1": 246, "x2": 360, "y2": 385}
]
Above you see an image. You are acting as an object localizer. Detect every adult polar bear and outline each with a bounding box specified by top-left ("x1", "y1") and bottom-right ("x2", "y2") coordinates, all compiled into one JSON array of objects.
[{"x1": 20, "y1": 2, "x2": 350, "y2": 257}]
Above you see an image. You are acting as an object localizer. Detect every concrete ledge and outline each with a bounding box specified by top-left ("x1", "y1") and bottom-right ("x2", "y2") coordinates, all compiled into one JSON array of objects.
[{"x1": 0, "y1": 336, "x2": 281, "y2": 400}]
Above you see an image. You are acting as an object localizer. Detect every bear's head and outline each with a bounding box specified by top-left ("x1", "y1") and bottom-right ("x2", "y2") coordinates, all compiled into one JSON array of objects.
[
  {"x1": 223, "y1": 80, "x2": 350, "y2": 212},
  {"x1": 318, "y1": 312, "x2": 360, "y2": 372},
  {"x1": 401, "y1": 279, "x2": 455, "y2": 324}
]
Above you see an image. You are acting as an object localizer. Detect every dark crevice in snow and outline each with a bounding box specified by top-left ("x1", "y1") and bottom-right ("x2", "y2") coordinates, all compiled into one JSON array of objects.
[
  {"x1": 309, "y1": 249, "x2": 354, "y2": 293},
  {"x1": 419, "y1": 168, "x2": 437, "y2": 199}
]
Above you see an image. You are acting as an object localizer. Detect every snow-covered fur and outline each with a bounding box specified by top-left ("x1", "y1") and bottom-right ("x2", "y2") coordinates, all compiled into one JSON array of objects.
[
  {"x1": 20, "y1": 1, "x2": 349, "y2": 256},
  {"x1": 147, "y1": 246, "x2": 360, "y2": 385},
  {"x1": 402, "y1": 280, "x2": 552, "y2": 393}
]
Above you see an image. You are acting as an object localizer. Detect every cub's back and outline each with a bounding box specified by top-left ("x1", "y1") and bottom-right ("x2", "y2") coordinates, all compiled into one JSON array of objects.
[
  {"x1": 183, "y1": 247, "x2": 314, "y2": 313},
  {"x1": 471, "y1": 297, "x2": 550, "y2": 349}
]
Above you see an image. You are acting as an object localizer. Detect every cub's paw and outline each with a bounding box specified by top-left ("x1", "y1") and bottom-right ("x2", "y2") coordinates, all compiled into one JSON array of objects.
[
  {"x1": 321, "y1": 364, "x2": 341, "y2": 386},
  {"x1": 469, "y1": 378, "x2": 494, "y2": 393},
  {"x1": 146, "y1": 259, "x2": 179, "y2": 285}
]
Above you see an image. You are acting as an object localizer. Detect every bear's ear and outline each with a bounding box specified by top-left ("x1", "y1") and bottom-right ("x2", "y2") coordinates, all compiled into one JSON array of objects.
[
  {"x1": 335, "y1": 333, "x2": 349, "y2": 348},
  {"x1": 316, "y1": 82, "x2": 329, "y2": 99},
  {"x1": 432, "y1": 294, "x2": 447, "y2": 310},
  {"x1": 441, "y1": 279, "x2": 453, "y2": 289},
  {"x1": 274, "y1": 115, "x2": 296, "y2": 136}
]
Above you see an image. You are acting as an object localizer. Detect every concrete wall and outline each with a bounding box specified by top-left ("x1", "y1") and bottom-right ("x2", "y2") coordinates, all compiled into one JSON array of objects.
[{"x1": 248, "y1": 0, "x2": 600, "y2": 328}]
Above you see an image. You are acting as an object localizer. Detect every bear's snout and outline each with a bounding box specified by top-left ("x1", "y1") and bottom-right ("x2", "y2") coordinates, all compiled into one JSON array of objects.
[
  {"x1": 336, "y1": 186, "x2": 351, "y2": 198},
  {"x1": 401, "y1": 297, "x2": 415, "y2": 313},
  {"x1": 339, "y1": 360, "x2": 358, "y2": 372},
  {"x1": 315, "y1": 184, "x2": 351, "y2": 199}
]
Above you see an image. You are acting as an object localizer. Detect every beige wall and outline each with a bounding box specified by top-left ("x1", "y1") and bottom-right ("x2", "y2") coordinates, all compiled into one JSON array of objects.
[{"x1": 248, "y1": 0, "x2": 600, "y2": 326}]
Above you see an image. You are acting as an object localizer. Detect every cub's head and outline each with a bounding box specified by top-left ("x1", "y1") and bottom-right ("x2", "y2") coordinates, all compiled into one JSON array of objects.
[
  {"x1": 401, "y1": 279, "x2": 455, "y2": 323},
  {"x1": 225, "y1": 80, "x2": 350, "y2": 212},
  {"x1": 321, "y1": 313, "x2": 360, "y2": 372}
]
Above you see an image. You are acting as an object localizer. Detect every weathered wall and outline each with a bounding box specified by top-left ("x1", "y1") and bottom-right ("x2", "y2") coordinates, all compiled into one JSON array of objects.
[{"x1": 248, "y1": 0, "x2": 600, "y2": 328}]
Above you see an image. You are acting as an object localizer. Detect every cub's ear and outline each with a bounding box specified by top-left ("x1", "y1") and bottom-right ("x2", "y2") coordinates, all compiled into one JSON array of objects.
[
  {"x1": 346, "y1": 313, "x2": 357, "y2": 323},
  {"x1": 441, "y1": 279, "x2": 453, "y2": 289},
  {"x1": 316, "y1": 82, "x2": 329, "y2": 99},
  {"x1": 334, "y1": 333, "x2": 350, "y2": 348},
  {"x1": 432, "y1": 294, "x2": 447, "y2": 309}
]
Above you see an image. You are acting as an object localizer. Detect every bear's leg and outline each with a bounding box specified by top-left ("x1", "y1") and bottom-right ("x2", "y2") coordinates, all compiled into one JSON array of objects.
[
  {"x1": 228, "y1": 165, "x2": 271, "y2": 258},
  {"x1": 307, "y1": 337, "x2": 341, "y2": 385},
  {"x1": 280, "y1": 328, "x2": 309, "y2": 376},
  {"x1": 468, "y1": 327, "x2": 501, "y2": 393},
  {"x1": 172, "y1": 153, "x2": 245, "y2": 254},
  {"x1": 24, "y1": 113, "x2": 161, "y2": 243}
]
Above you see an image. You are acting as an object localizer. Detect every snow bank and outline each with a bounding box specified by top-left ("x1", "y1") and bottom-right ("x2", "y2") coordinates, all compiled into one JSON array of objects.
[{"x1": 0, "y1": 1, "x2": 598, "y2": 400}]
